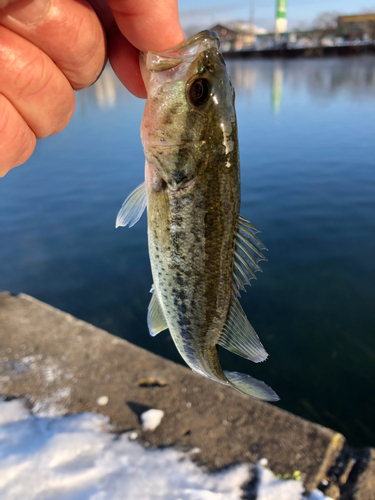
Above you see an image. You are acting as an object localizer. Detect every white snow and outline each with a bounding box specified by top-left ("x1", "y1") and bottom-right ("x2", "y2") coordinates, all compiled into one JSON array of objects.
[
  {"x1": 140, "y1": 408, "x2": 165, "y2": 431},
  {"x1": 0, "y1": 398, "x2": 29, "y2": 425},
  {"x1": 0, "y1": 398, "x2": 333, "y2": 500},
  {"x1": 257, "y1": 466, "x2": 304, "y2": 499}
]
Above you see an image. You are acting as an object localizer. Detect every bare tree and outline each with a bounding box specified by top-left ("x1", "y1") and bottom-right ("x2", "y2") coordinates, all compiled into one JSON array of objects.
[
  {"x1": 292, "y1": 21, "x2": 309, "y2": 33},
  {"x1": 360, "y1": 10, "x2": 375, "y2": 40},
  {"x1": 311, "y1": 11, "x2": 341, "y2": 44},
  {"x1": 365, "y1": 20, "x2": 375, "y2": 40},
  {"x1": 312, "y1": 11, "x2": 340, "y2": 32}
]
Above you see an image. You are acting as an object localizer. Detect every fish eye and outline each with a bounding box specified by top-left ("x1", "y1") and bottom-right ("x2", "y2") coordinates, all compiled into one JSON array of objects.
[{"x1": 188, "y1": 78, "x2": 211, "y2": 107}]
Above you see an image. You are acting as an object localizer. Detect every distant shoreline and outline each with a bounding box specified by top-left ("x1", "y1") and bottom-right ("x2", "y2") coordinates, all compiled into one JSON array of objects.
[{"x1": 223, "y1": 43, "x2": 375, "y2": 59}]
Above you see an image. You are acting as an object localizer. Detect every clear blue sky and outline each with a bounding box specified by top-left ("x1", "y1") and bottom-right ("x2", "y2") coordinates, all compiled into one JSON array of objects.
[{"x1": 179, "y1": 0, "x2": 375, "y2": 31}]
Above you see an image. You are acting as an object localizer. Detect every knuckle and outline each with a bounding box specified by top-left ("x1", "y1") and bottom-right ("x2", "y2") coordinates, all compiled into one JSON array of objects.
[
  {"x1": 62, "y1": 16, "x2": 106, "y2": 89},
  {"x1": 0, "y1": 95, "x2": 11, "y2": 136},
  {"x1": 0, "y1": 96, "x2": 36, "y2": 174},
  {"x1": 14, "y1": 54, "x2": 76, "y2": 138},
  {"x1": 17, "y1": 52, "x2": 51, "y2": 98},
  {"x1": 0, "y1": 28, "x2": 76, "y2": 140},
  {"x1": 1, "y1": 47, "x2": 52, "y2": 102},
  {"x1": 36, "y1": 89, "x2": 75, "y2": 138},
  {"x1": 50, "y1": 93, "x2": 75, "y2": 135}
]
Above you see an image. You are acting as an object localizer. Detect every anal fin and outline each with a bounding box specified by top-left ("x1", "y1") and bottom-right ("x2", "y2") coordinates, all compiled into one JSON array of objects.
[
  {"x1": 224, "y1": 370, "x2": 279, "y2": 402},
  {"x1": 218, "y1": 296, "x2": 268, "y2": 363},
  {"x1": 147, "y1": 290, "x2": 168, "y2": 337}
]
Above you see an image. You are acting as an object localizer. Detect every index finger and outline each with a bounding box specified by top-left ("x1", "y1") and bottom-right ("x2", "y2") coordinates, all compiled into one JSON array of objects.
[{"x1": 108, "y1": 0, "x2": 185, "y2": 53}]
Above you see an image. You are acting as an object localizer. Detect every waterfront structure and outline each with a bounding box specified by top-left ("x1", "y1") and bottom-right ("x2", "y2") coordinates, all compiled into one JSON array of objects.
[
  {"x1": 210, "y1": 10, "x2": 375, "y2": 54},
  {"x1": 275, "y1": 0, "x2": 287, "y2": 36},
  {"x1": 337, "y1": 13, "x2": 375, "y2": 39},
  {"x1": 210, "y1": 22, "x2": 267, "y2": 51}
]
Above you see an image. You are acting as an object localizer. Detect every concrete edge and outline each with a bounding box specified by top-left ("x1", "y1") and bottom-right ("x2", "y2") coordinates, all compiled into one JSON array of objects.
[{"x1": 0, "y1": 291, "x2": 374, "y2": 500}]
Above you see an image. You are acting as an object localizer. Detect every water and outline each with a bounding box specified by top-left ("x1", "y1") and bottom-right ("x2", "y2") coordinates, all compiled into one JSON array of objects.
[{"x1": 1, "y1": 57, "x2": 374, "y2": 448}]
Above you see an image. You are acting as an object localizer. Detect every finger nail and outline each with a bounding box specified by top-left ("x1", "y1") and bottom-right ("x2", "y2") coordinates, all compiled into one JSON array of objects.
[{"x1": 3, "y1": 0, "x2": 51, "y2": 27}]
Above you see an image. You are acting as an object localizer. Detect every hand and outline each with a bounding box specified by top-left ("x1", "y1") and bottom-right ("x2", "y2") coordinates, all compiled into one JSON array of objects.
[{"x1": 0, "y1": 0, "x2": 184, "y2": 177}]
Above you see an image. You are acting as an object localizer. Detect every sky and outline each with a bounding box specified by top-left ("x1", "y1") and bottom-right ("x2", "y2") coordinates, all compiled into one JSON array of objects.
[{"x1": 178, "y1": 0, "x2": 375, "y2": 31}]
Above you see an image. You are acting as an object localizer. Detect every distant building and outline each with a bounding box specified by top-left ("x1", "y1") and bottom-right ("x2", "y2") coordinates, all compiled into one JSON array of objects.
[
  {"x1": 210, "y1": 22, "x2": 268, "y2": 51},
  {"x1": 210, "y1": 11, "x2": 375, "y2": 53},
  {"x1": 337, "y1": 13, "x2": 375, "y2": 39},
  {"x1": 210, "y1": 24, "x2": 238, "y2": 48}
]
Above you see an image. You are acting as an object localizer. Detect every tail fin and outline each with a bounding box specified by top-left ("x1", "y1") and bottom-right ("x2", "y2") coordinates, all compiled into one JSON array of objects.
[{"x1": 224, "y1": 370, "x2": 279, "y2": 402}]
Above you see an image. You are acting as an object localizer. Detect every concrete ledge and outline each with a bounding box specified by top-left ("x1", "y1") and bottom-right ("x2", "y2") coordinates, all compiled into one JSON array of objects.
[{"x1": 0, "y1": 292, "x2": 373, "y2": 499}]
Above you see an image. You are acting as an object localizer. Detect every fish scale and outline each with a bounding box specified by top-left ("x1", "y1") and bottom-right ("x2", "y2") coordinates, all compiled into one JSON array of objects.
[{"x1": 148, "y1": 170, "x2": 236, "y2": 378}]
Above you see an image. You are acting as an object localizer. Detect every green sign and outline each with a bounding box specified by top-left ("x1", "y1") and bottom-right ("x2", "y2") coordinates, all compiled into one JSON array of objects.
[{"x1": 276, "y1": 0, "x2": 287, "y2": 19}]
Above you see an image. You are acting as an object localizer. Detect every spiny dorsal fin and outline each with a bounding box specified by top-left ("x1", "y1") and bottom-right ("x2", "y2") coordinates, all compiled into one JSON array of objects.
[
  {"x1": 233, "y1": 215, "x2": 268, "y2": 290},
  {"x1": 224, "y1": 370, "x2": 279, "y2": 401},
  {"x1": 147, "y1": 290, "x2": 168, "y2": 337},
  {"x1": 116, "y1": 182, "x2": 147, "y2": 228},
  {"x1": 218, "y1": 296, "x2": 268, "y2": 363}
]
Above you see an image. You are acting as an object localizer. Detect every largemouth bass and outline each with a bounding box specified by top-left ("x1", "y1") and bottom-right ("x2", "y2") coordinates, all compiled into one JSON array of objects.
[{"x1": 116, "y1": 31, "x2": 278, "y2": 402}]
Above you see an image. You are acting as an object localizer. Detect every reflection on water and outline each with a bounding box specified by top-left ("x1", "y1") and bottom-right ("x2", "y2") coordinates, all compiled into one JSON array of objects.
[
  {"x1": 78, "y1": 65, "x2": 136, "y2": 111},
  {"x1": 272, "y1": 65, "x2": 283, "y2": 114},
  {"x1": 94, "y1": 67, "x2": 117, "y2": 108},
  {"x1": 1, "y1": 57, "x2": 375, "y2": 447},
  {"x1": 228, "y1": 56, "x2": 375, "y2": 101},
  {"x1": 89, "y1": 57, "x2": 375, "y2": 110}
]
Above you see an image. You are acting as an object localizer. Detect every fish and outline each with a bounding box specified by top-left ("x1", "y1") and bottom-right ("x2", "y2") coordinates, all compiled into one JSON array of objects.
[{"x1": 116, "y1": 30, "x2": 279, "y2": 402}]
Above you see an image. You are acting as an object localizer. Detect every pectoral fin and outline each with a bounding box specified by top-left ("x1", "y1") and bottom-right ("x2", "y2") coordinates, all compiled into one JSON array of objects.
[
  {"x1": 218, "y1": 296, "x2": 268, "y2": 363},
  {"x1": 147, "y1": 290, "x2": 168, "y2": 337},
  {"x1": 224, "y1": 371, "x2": 279, "y2": 402},
  {"x1": 116, "y1": 182, "x2": 147, "y2": 228}
]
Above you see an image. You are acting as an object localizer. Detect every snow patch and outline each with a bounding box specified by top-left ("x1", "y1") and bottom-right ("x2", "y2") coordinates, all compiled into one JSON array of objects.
[
  {"x1": 257, "y1": 465, "x2": 304, "y2": 499},
  {"x1": 0, "y1": 399, "x2": 29, "y2": 425},
  {"x1": 140, "y1": 408, "x2": 164, "y2": 431},
  {"x1": 32, "y1": 387, "x2": 72, "y2": 417},
  {"x1": 0, "y1": 399, "x2": 334, "y2": 500}
]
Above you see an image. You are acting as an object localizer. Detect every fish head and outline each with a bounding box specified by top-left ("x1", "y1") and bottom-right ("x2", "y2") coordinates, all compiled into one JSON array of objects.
[{"x1": 140, "y1": 30, "x2": 237, "y2": 191}]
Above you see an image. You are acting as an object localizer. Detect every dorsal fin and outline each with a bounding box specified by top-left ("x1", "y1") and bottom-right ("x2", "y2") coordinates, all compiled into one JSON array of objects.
[
  {"x1": 234, "y1": 261, "x2": 250, "y2": 288},
  {"x1": 233, "y1": 215, "x2": 267, "y2": 290},
  {"x1": 147, "y1": 290, "x2": 168, "y2": 337},
  {"x1": 218, "y1": 296, "x2": 268, "y2": 363},
  {"x1": 116, "y1": 182, "x2": 147, "y2": 228}
]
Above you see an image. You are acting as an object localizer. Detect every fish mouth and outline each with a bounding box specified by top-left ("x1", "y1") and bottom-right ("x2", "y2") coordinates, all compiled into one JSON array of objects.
[
  {"x1": 145, "y1": 30, "x2": 220, "y2": 73},
  {"x1": 161, "y1": 30, "x2": 220, "y2": 55}
]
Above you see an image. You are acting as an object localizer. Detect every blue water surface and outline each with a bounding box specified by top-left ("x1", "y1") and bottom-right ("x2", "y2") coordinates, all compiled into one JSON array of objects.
[{"x1": 1, "y1": 56, "x2": 374, "y2": 447}]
